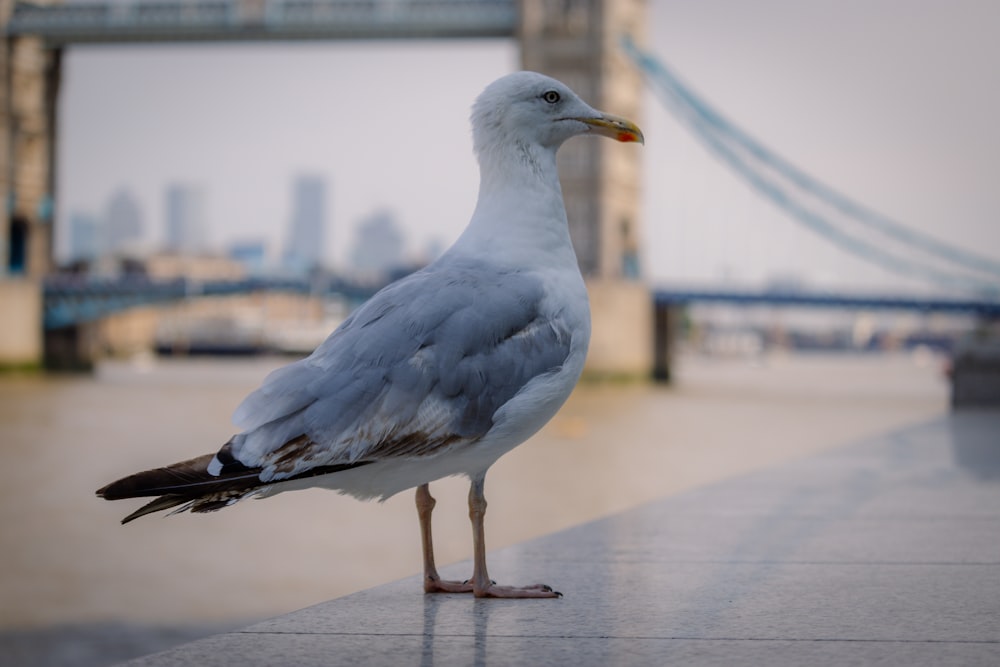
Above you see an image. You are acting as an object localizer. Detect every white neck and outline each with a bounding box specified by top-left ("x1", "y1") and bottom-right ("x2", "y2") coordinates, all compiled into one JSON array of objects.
[{"x1": 445, "y1": 140, "x2": 578, "y2": 271}]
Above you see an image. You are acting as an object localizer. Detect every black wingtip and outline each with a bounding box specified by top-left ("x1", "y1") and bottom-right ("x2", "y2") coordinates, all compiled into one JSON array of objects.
[
  {"x1": 98, "y1": 441, "x2": 375, "y2": 523},
  {"x1": 96, "y1": 453, "x2": 220, "y2": 501}
]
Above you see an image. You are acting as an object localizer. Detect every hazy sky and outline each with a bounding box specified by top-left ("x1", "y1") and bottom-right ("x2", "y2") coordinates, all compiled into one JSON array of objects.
[{"x1": 58, "y1": 0, "x2": 1000, "y2": 293}]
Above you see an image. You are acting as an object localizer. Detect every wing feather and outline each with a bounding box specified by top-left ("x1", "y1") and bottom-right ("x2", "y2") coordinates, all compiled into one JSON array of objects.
[{"x1": 226, "y1": 260, "x2": 574, "y2": 481}]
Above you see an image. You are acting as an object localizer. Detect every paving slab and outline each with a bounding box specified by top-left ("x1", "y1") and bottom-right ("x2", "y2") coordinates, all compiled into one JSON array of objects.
[{"x1": 123, "y1": 409, "x2": 1000, "y2": 666}]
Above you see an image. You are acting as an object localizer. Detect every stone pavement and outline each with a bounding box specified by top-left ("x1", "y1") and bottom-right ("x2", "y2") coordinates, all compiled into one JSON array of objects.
[{"x1": 124, "y1": 409, "x2": 1000, "y2": 666}]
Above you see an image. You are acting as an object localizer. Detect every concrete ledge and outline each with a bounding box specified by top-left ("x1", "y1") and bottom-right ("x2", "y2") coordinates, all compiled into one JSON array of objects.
[{"x1": 124, "y1": 410, "x2": 1000, "y2": 666}]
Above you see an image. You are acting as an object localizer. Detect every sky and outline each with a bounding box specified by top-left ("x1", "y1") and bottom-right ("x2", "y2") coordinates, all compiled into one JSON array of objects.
[{"x1": 57, "y1": 0, "x2": 1000, "y2": 294}]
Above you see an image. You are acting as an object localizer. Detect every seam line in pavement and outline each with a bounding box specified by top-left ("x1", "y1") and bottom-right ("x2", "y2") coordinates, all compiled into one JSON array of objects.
[{"x1": 233, "y1": 631, "x2": 1000, "y2": 644}]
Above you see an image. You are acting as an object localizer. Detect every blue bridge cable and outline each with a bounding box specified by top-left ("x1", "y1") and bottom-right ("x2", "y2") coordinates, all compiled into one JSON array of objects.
[
  {"x1": 621, "y1": 36, "x2": 1000, "y2": 292},
  {"x1": 644, "y1": 80, "x2": 999, "y2": 295},
  {"x1": 652, "y1": 70, "x2": 1000, "y2": 295},
  {"x1": 622, "y1": 35, "x2": 1000, "y2": 281},
  {"x1": 688, "y1": 110, "x2": 996, "y2": 294}
]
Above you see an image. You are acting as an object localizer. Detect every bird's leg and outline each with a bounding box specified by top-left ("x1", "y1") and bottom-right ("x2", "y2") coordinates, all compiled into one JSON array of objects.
[
  {"x1": 467, "y1": 475, "x2": 561, "y2": 599},
  {"x1": 416, "y1": 483, "x2": 473, "y2": 594}
]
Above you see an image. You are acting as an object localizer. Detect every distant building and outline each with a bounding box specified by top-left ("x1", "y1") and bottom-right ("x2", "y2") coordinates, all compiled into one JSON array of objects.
[
  {"x1": 350, "y1": 209, "x2": 406, "y2": 279},
  {"x1": 283, "y1": 175, "x2": 327, "y2": 275},
  {"x1": 144, "y1": 252, "x2": 246, "y2": 282},
  {"x1": 105, "y1": 189, "x2": 144, "y2": 254},
  {"x1": 228, "y1": 239, "x2": 268, "y2": 276},
  {"x1": 165, "y1": 184, "x2": 208, "y2": 255},
  {"x1": 68, "y1": 212, "x2": 103, "y2": 263}
]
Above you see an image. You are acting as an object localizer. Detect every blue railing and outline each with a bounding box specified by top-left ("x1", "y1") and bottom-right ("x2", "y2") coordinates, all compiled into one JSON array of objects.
[
  {"x1": 41, "y1": 275, "x2": 379, "y2": 329},
  {"x1": 42, "y1": 274, "x2": 1000, "y2": 330},
  {"x1": 655, "y1": 286, "x2": 1000, "y2": 317}
]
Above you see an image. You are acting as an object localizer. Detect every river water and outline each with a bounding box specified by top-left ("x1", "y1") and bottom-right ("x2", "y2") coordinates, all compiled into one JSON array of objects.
[{"x1": 0, "y1": 351, "x2": 948, "y2": 632}]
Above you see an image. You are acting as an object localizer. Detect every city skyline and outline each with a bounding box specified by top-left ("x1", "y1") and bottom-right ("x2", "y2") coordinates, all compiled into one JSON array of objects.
[{"x1": 62, "y1": 176, "x2": 421, "y2": 276}]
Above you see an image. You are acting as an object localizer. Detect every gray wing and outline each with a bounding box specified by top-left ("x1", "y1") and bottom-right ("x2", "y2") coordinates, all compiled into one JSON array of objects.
[{"x1": 226, "y1": 259, "x2": 575, "y2": 481}]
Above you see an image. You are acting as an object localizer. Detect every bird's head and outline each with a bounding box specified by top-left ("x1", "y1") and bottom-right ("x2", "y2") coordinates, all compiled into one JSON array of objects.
[{"x1": 471, "y1": 71, "x2": 644, "y2": 160}]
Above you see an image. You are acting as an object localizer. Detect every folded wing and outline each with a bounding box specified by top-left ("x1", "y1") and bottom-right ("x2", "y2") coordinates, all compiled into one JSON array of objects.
[{"x1": 225, "y1": 259, "x2": 575, "y2": 482}]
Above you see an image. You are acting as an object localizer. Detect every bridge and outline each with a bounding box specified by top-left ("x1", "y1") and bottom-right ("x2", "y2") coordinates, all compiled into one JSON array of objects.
[
  {"x1": 41, "y1": 274, "x2": 382, "y2": 330},
  {"x1": 43, "y1": 276, "x2": 1000, "y2": 333},
  {"x1": 2, "y1": 0, "x2": 648, "y2": 371},
  {"x1": 40, "y1": 272, "x2": 1000, "y2": 376},
  {"x1": 3, "y1": 0, "x2": 999, "y2": 376}
]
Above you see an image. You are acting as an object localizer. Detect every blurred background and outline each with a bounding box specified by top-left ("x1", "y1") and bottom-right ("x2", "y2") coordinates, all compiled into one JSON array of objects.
[{"x1": 1, "y1": 0, "x2": 998, "y2": 664}]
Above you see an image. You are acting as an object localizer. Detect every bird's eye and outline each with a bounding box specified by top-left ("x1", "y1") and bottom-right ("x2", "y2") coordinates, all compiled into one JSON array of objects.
[{"x1": 542, "y1": 90, "x2": 561, "y2": 104}]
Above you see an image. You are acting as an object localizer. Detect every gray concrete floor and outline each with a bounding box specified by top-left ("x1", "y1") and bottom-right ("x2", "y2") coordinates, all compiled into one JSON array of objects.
[{"x1": 124, "y1": 409, "x2": 1000, "y2": 666}]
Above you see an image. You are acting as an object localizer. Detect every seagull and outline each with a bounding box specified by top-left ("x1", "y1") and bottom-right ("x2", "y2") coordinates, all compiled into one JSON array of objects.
[{"x1": 97, "y1": 71, "x2": 643, "y2": 599}]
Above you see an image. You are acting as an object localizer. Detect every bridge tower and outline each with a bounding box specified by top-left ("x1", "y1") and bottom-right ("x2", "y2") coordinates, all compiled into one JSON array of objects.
[
  {"x1": 1, "y1": 0, "x2": 61, "y2": 279},
  {"x1": 519, "y1": 0, "x2": 651, "y2": 377},
  {"x1": 1, "y1": 0, "x2": 61, "y2": 368}
]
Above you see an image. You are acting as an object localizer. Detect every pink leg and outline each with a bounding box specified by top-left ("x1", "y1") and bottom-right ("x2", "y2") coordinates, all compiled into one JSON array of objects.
[
  {"x1": 416, "y1": 483, "x2": 473, "y2": 594},
  {"x1": 467, "y1": 475, "x2": 561, "y2": 599}
]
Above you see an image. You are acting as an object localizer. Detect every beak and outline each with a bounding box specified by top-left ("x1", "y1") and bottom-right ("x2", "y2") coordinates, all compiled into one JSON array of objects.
[{"x1": 574, "y1": 113, "x2": 644, "y2": 144}]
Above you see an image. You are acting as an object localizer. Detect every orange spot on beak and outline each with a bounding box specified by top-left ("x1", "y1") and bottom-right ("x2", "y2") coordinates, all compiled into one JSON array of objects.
[{"x1": 575, "y1": 114, "x2": 644, "y2": 145}]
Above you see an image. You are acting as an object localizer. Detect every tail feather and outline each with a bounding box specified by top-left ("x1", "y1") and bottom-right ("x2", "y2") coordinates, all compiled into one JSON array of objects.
[
  {"x1": 96, "y1": 452, "x2": 260, "y2": 501},
  {"x1": 120, "y1": 495, "x2": 191, "y2": 524},
  {"x1": 97, "y1": 450, "x2": 269, "y2": 525},
  {"x1": 97, "y1": 440, "x2": 375, "y2": 524}
]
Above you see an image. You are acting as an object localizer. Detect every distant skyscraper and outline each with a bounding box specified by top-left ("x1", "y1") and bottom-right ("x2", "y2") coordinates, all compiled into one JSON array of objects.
[
  {"x1": 283, "y1": 175, "x2": 327, "y2": 274},
  {"x1": 165, "y1": 184, "x2": 208, "y2": 255},
  {"x1": 350, "y1": 209, "x2": 406, "y2": 278},
  {"x1": 68, "y1": 212, "x2": 103, "y2": 262},
  {"x1": 105, "y1": 189, "x2": 144, "y2": 254}
]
